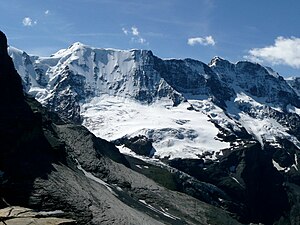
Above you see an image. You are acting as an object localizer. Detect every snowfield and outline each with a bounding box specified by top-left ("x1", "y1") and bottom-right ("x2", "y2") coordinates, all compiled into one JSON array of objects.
[{"x1": 81, "y1": 95, "x2": 230, "y2": 159}]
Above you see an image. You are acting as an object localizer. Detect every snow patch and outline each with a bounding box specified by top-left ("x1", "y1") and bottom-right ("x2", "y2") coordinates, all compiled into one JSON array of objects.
[
  {"x1": 230, "y1": 176, "x2": 243, "y2": 187},
  {"x1": 76, "y1": 160, "x2": 116, "y2": 195},
  {"x1": 287, "y1": 104, "x2": 300, "y2": 115},
  {"x1": 37, "y1": 210, "x2": 65, "y2": 216},
  {"x1": 272, "y1": 160, "x2": 285, "y2": 171},
  {"x1": 139, "y1": 199, "x2": 180, "y2": 220},
  {"x1": 82, "y1": 96, "x2": 230, "y2": 159},
  {"x1": 226, "y1": 92, "x2": 300, "y2": 148}
]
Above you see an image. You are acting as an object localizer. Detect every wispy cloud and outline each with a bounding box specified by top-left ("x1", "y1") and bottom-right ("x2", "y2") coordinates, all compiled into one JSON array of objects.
[
  {"x1": 131, "y1": 26, "x2": 139, "y2": 36},
  {"x1": 122, "y1": 28, "x2": 129, "y2": 35},
  {"x1": 122, "y1": 26, "x2": 148, "y2": 45},
  {"x1": 45, "y1": 10, "x2": 50, "y2": 15},
  {"x1": 138, "y1": 38, "x2": 146, "y2": 44},
  {"x1": 245, "y1": 36, "x2": 300, "y2": 68},
  {"x1": 22, "y1": 17, "x2": 37, "y2": 27},
  {"x1": 187, "y1": 36, "x2": 215, "y2": 46}
]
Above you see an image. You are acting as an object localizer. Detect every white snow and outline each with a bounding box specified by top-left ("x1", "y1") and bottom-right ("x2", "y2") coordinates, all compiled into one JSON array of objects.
[
  {"x1": 272, "y1": 158, "x2": 299, "y2": 173},
  {"x1": 226, "y1": 92, "x2": 300, "y2": 148},
  {"x1": 292, "y1": 164, "x2": 298, "y2": 171},
  {"x1": 8, "y1": 46, "x2": 40, "y2": 90},
  {"x1": 264, "y1": 66, "x2": 280, "y2": 78},
  {"x1": 230, "y1": 176, "x2": 243, "y2": 187},
  {"x1": 37, "y1": 210, "x2": 65, "y2": 216},
  {"x1": 287, "y1": 104, "x2": 300, "y2": 115},
  {"x1": 138, "y1": 199, "x2": 180, "y2": 220},
  {"x1": 82, "y1": 95, "x2": 230, "y2": 159},
  {"x1": 292, "y1": 154, "x2": 299, "y2": 171},
  {"x1": 285, "y1": 76, "x2": 296, "y2": 81},
  {"x1": 76, "y1": 160, "x2": 116, "y2": 195},
  {"x1": 272, "y1": 160, "x2": 285, "y2": 171}
]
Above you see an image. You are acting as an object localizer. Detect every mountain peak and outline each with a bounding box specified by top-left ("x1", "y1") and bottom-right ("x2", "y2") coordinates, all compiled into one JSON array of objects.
[
  {"x1": 68, "y1": 41, "x2": 87, "y2": 49},
  {"x1": 208, "y1": 56, "x2": 231, "y2": 68},
  {"x1": 211, "y1": 56, "x2": 225, "y2": 62}
]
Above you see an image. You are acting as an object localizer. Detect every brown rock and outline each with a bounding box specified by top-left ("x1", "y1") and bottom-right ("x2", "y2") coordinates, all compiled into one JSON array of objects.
[{"x1": 0, "y1": 206, "x2": 76, "y2": 225}]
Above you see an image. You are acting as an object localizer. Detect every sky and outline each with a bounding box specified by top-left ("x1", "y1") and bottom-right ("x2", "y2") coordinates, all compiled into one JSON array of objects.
[{"x1": 1, "y1": 0, "x2": 300, "y2": 77}]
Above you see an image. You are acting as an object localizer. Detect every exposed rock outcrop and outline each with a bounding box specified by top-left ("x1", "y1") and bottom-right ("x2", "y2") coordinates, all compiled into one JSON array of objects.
[
  {"x1": 0, "y1": 206, "x2": 76, "y2": 225},
  {"x1": 114, "y1": 135, "x2": 155, "y2": 157}
]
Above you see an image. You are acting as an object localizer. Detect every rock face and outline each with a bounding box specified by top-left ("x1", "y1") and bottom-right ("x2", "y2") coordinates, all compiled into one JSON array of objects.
[
  {"x1": 169, "y1": 142, "x2": 290, "y2": 224},
  {"x1": 0, "y1": 31, "x2": 242, "y2": 225},
  {"x1": 114, "y1": 135, "x2": 155, "y2": 157},
  {"x1": 209, "y1": 57, "x2": 300, "y2": 107},
  {"x1": 0, "y1": 32, "x2": 24, "y2": 102},
  {"x1": 0, "y1": 30, "x2": 60, "y2": 207}
]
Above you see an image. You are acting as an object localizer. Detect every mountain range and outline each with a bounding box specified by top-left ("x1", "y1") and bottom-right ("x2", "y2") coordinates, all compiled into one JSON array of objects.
[
  {"x1": 2, "y1": 33, "x2": 300, "y2": 224},
  {"x1": 8, "y1": 42, "x2": 300, "y2": 159}
]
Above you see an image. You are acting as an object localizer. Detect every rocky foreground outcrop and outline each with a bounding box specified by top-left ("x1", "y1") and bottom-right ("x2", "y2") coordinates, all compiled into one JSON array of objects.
[
  {"x1": 0, "y1": 31, "x2": 242, "y2": 224},
  {"x1": 0, "y1": 206, "x2": 75, "y2": 225}
]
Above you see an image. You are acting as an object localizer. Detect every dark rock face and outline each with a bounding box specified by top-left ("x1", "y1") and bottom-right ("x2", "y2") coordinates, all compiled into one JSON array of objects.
[
  {"x1": 153, "y1": 57, "x2": 233, "y2": 108},
  {"x1": 287, "y1": 77, "x2": 300, "y2": 96},
  {"x1": 0, "y1": 31, "x2": 61, "y2": 207},
  {"x1": 0, "y1": 31, "x2": 24, "y2": 103},
  {"x1": 210, "y1": 57, "x2": 300, "y2": 109},
  {"x1": 45, "y1": 70, "x2": 84, "y2": 123},
  {"x1": 239, "y1": 144, "x2": 288, "y2": 224},
  {"x1": 168, "y1": 142, "x2": 295, "y2": 225},
  {"x1": 114, "y1": 135, "x2": 155, "y2": 157},
  {"x1": 0, "y1": 31, "x2": 8, "y2": 54}
]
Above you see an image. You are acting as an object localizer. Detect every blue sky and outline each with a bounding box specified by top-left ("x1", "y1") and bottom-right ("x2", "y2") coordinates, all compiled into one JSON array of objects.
[{"x1": 1, "y1": 0, "x2": 300, "y2": 77}]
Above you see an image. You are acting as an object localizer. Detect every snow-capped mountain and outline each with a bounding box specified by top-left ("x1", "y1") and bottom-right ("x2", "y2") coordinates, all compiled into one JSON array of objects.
[
  {"x1": 2, "y1": 32, "x2": 242, "y2": 225},
  {"x1": 7, "y1": 41, "x2": 300, "y2": 225},
  {"x1": 8, "y1": 43, "x2": 300, "y2": 162}
]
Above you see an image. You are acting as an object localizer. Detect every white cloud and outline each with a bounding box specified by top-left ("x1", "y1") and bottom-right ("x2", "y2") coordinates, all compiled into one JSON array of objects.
[
  {"x1": 246, "y1": 36, "x2": 300, "y2": 68},
  {"x1": 131, "y1": 26, "x2": 139, "y2": 36},
  {"x1": 22, "y1": 17, "x2": 37, "y2": 26},
  {"x1": 187, "y1": 36, "x2": 215, "y2": 46},
  {"x1": 122, "y1": 28, "x2": 128, "y2": 35},
  {"x1": 122, "y1": 26, "x2": 147, "y2": 45},
  {"x1": 138, "y1": 38, "x2": 146, "y2": 44},
  {"x1": 45, "y1": 10, "x2": 50, "y2": 15}
]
